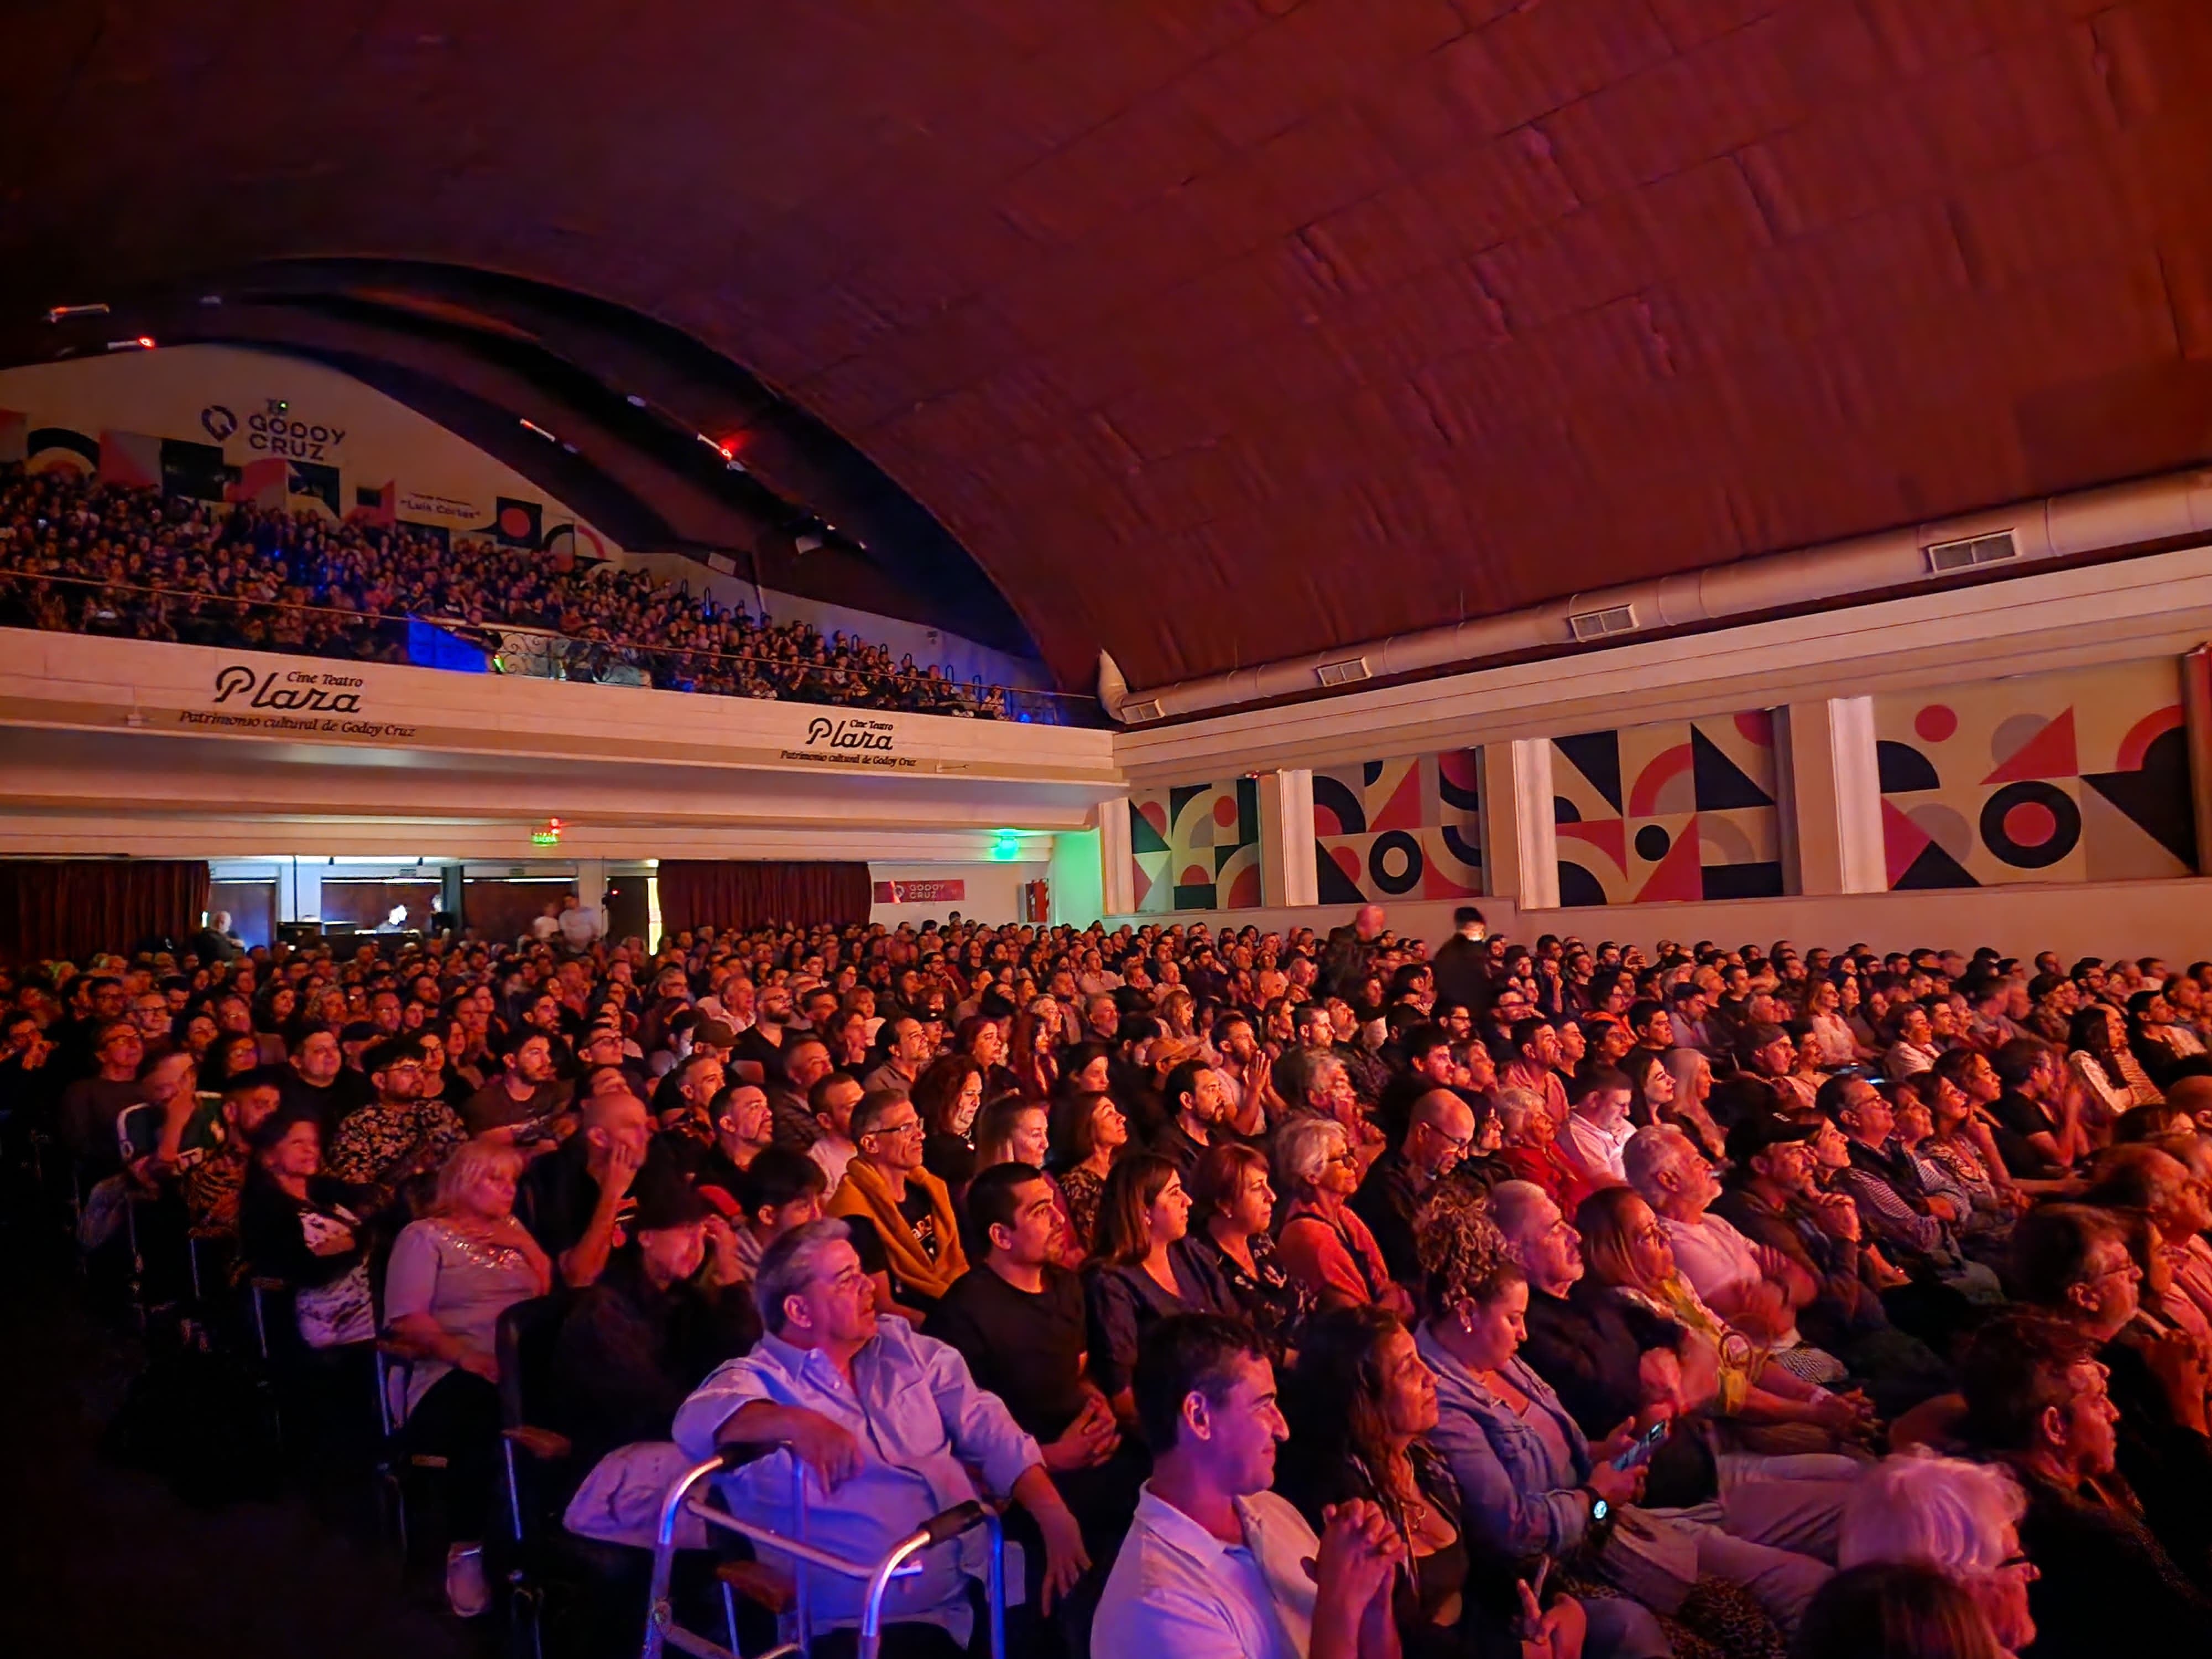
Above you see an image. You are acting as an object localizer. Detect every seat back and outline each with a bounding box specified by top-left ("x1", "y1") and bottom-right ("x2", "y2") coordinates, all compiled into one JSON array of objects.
[
  {"x1": 116, "y1": 1102, "x2": 161, "y2": 1164},
  {"x1": 495, "y1": 1292, "x2": 568, "y2": 1431}
]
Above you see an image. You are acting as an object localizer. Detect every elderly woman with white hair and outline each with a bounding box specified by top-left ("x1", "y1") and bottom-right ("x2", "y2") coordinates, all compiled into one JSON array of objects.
[
  {"x1": 1273, "y1": 1114, "x2": 1414, "y2": 1317},
  {"x1": 1837, "y1": 1452, "x2": 2037, "y2": 1657}
]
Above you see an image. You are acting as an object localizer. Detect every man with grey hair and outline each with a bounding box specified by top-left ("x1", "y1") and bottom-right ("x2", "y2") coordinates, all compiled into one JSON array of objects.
[
  {"x1": 673, "y1": 1219, "x2": 1090, "y2": 1648},
  {"x1": 1626, "y1": 1125, "x2": 1853, "y2": 1389}
]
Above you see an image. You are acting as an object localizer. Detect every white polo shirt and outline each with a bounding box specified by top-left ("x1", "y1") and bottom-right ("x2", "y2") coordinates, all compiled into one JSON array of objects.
[{"x1": 1093, "y1": 1483, "x2": 1316, "y2": 1659}]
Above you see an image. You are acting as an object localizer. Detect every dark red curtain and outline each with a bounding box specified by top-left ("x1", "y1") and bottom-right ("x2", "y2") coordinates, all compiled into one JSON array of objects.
[
  {"x1": 656, "y1": 860, "x2": 872, "y2": 935},
  {"x1": 0, "y1": 859, "x2": 211, "y2": 964}
]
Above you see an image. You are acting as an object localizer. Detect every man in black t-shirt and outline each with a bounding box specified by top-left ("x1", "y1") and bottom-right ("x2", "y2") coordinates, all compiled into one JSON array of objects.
[{"x1": 927, "y1": 1162, "x2": 1129, "y2": 1578}]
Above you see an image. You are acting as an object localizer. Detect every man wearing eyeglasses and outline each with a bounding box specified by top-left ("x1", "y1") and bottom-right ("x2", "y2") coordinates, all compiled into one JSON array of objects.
[
  {"x1": 326, "y1": 1035, "x2": 467, "y2": 1191},
  {"x1": 1346, "y1": 1085, "x2": 1477, "y2": 1287},
  {"x1": 825, "y1": 1088, "x2": 968, "y2": 1327}
]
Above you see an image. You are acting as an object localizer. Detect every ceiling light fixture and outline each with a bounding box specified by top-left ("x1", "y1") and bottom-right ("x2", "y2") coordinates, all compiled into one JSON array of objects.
[{"x1": 45, "y1": 302, "x2": 110, "y2": 322}]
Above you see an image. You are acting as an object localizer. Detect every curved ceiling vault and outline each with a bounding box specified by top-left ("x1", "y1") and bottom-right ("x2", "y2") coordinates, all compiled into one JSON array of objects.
[{"x1": 4, "y1": 0, "x2": 2212, "y2": 695}]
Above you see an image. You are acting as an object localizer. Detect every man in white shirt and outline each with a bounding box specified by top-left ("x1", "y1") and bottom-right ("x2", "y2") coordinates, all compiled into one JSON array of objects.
[
  {"x1": 1093, "y1": 1312, "x2": 1405, "y2": 1659},
  {"x1": 1558, "y1": 1065, "x2": 1637, "y2": 1187},
  {"x1": 557, "y1": 893, "x2": 603, "y2": 952}
]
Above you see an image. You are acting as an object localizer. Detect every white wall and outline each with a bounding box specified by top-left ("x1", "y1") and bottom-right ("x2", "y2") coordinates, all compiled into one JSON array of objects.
[
  {"x1": 868, "y1": 860, "x2": 1046, "y2": 927},
  {"x1": 1050, "y1": 829, "x2": 1105, "y2": 927}
]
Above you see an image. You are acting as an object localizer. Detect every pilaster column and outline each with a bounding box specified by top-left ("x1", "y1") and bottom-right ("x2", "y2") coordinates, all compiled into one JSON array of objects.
[
  {"x1": 1260, "y1": 769, "x2": 1318, "y2": 907},
  {"x1": 1098, "y1": 795, "x2": 1135, "y2": 916},
  {"x1": 1481, "y1": 739, "x2": 1559, "y2": 910},
  {"x1": 1778, "y1": 697, "x2": 1886, "y2": 894}
]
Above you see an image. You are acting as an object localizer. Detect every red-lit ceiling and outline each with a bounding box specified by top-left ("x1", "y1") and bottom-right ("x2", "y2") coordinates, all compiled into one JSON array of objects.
[{"x1": 4, "y1": 0, "x2": 2210, "y2": 693}]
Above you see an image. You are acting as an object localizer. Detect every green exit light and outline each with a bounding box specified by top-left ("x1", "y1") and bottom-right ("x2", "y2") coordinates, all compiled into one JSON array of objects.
[
  {"x1": 991, "y1": 831, "x2": 1020, "y2": 861},
  {"x1": 530, "y1": 830, "x2": 561, "y2": 847}
]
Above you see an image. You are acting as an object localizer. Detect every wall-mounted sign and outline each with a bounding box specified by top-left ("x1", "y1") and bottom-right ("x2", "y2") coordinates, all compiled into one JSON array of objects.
[
  {"x1": 176, "y1": 662, "x2": 419, "y2": 740},
  {"x1": 873, "y1": 879, "x2": 965, "y2": 904},
  {"x1": 202, "y1": 398, "x2": 348, "y2": 460},
  {"x1": 780, "y1": 714, "x2": 916, "y2": 771}
]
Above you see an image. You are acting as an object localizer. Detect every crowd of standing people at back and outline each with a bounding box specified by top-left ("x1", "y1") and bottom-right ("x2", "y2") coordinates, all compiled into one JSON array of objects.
[
  {"x1": 12, "y1": 898, "x2": 2212, "y2": 1659},
  {"x1": 0, "y1": 466, "x2": 1026, "y2": 717}
]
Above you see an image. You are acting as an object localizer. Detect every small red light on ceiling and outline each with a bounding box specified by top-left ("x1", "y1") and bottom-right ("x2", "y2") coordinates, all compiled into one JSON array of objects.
[{"x1": 137, "y1": 336, "x2": 155, "y2": 348}]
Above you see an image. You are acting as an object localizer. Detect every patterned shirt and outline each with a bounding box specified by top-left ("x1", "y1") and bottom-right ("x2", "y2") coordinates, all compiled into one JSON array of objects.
[{"x1": 326, "y1": 1097, "x2": 467, "y2": 1188}]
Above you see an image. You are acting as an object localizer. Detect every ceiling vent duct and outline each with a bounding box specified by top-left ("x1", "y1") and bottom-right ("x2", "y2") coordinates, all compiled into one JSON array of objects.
[
  {"x1": 1120, "y1": 697, "x2": 1165, "y2": 723},
  {"x1": 1567, "y1": 602, "x2": 1640, "y2": 643},
  {"x1": 1314, "y1": 656, "x2": 1371, "y2": 687},
  {"x1": 1923, "y1": 530, "x2": 2018, "y2": 573}
]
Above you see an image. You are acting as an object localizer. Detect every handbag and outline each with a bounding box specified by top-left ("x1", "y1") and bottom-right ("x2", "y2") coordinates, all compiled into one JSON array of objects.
[{"x1": 296, "y1": 1263, "x2": 376, "y2": 1348}]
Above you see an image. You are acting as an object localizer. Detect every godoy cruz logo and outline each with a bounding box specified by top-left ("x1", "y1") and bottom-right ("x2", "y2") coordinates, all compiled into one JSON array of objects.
[
  {"x1": 213, "y1": 663, "x2": 364, "y2": 713},
  {"x1": 804, "y1": 716, "x2": 894, "y2": 752}
]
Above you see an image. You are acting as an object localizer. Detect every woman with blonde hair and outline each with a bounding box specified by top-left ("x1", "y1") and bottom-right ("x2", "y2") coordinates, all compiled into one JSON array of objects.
[{"x1": 384, "y1": 1140, "x2": 552, "y2": 1618}]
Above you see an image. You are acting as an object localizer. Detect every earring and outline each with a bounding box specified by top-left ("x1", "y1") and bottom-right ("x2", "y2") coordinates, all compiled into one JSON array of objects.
[{"x1": 1457, "y1": 1306, "x2": 1475, "y2": 1334}]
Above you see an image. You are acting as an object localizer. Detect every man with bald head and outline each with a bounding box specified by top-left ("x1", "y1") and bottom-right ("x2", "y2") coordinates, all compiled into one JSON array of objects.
[{"x1": 1350, "y1": 1085, "x2": 1476, "y2": 1285}]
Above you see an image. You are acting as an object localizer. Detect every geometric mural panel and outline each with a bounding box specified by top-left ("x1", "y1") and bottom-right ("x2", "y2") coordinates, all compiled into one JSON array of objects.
[
  {"x1": 1130, "y1": 776, "x2": 1261, "y2": 912},
  {"x1": 1873, "y1": 657, "x2": 2192, "y2": 890},
  {"x1": 1552, "y1": 709, "x2": 1783, "y2": 905},
  {"x1": 1312, "y1": 748, "x2": 1483, "y2": 904}
]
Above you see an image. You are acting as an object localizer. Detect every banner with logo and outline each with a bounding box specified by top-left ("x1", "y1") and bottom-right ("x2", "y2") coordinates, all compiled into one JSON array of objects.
[{"x1": 873, "y1": 879, "x2": 966, "y2": 904}]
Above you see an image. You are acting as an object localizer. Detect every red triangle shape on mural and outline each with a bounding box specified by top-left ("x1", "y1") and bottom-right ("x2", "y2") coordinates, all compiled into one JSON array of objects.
[
  {"x1": 1981, "y1": 708, "x2": 2078, "y2": 784},
  {"x1": 1370, "y1": 763, "x2": 1425, "y2": 833},
  {"x1": 1634, "y1": 818, "x2": 1704, "y2": 903},
  {"x1": 1880, "y1": 798, "x2": 1934, "y2": 889}
]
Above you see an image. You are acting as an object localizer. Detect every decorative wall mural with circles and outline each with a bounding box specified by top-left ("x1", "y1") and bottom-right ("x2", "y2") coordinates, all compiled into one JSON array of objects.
[
  {"x1": 1312, "y1": 750, "x2": 1484, "y2": 904},
  {"x1": 1873, "y1": 657, "x2": 2195, "y2": 890},
  {"x1": 1129, "y1": 778, "x2": 1262, "y2": 912},
  {"x1": 1549, "y1": 710, "x2": 1785, "y2": 906}
]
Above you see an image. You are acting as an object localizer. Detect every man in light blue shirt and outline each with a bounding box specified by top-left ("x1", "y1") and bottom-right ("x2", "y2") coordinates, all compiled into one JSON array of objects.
[{"x1": 671, "y1": 1218, "x2": 1087, "y2": 1649}]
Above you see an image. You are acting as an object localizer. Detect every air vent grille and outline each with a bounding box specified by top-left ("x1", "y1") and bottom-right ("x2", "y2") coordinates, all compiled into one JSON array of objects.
[
  {"x1": 1924, "y1": 530, "x2": 2017, "y2": 573},
  {"x1": 1567, "y1": 603, "x2": 1639, "y2": 643},
  {"x1": 1315, "y1": 656, "x2": 1371, "y2": 687},
  {"x1": 1121, "y1": 698, "x2": 1165, "y2": 724}
]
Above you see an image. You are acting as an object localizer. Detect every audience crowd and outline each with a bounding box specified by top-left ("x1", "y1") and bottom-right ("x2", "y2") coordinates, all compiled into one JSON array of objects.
[
  {"x1": 12, "y1": 898, "x2": 2212, "y2": 1658},
  {"x1": 0, "y1": 466, "x2": 1040, "y2": 718}
]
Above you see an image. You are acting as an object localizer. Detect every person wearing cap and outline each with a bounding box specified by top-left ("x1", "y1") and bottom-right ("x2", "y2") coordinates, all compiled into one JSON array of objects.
[
  {"x1": 547, "y1": 1161, "x2": 760, "y2": 1473},
  {"x1": 1712, "y1": 1114, "x2": 1954, "y2": 1416}
]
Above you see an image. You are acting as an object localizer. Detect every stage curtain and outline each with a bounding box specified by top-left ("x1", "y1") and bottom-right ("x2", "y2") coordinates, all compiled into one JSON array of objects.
[
  {"x1": 0, "y1": 859, "x2": 211, "y2": 964},
  {"x1": 656, "y1": 860, "x2": 872, "y2": 935}
]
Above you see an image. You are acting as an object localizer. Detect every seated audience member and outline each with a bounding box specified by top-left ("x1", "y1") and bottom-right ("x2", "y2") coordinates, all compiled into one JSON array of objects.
[
  {"x1": 2008, "y1": 1199, "x2": 2212, "y2": 1570},
  {"x1": 971, "y1": 1095, "x2": 1082, "y2": 1269},
  {"x1": 1625, "y1": 1125, "x2": 1846, "y2": 1385},
  {"x1": 547, "y1": 1165, "x2": 759, "y2": 1473},
  {"x1": 826, "y1": 1087, "x2": 967, "y2": 1324},
  {"x1": 1885, "y1": 1003, "x2": 1943, "y2": 1079},
  {"x1": 1349, "y1": 1086, "x2": 1477, "y2": 1287},
  {"x1": 1277, "y1": 1303, "x2": 1515, "y2": 1658},
  {"x1": 520, "y1": 1089, "x2": 664, "y2": 1290},
  {"x1": 462, "y1": 1029, "x2": 572, "y2": 1143},
  {"x1": 1084, "y1": 1152, "x2": 1240, "y2": 1420},
  {"x1": 1150, "y1": 1057, "x2": 1232, "y2": 1180},
  {"x1": 1710, "y1": 1114, "x2": 1952, "y2": 1414},
  {"x1": 911, "y1": 1054, "x2": 985, "y2": 1187},
  {"x1": 1819, "y1": 1075, "x2": 2003, "y2": 1312},
  {"x1": 1833, "y1": 1453, "x2": 2035, "y2": 1658},
  {"x1": 1987, "y1": 1037, "x2": 2085, "y2": 1177},
  {"x1": 278, "y1": 1026, "x2": 372, "y2": 1133},
  {"x1": 1274, "y1": 1116, "x2": 1415, "y2": 1318},
  {"x1": 2069, "y1": 1003, "x2": 2162, "y2": 1128},
  {"x1": 1411, "y1": 1183, "x2": 1831, "y2": 1644},
  {"x1": 1185, "y1": 1141, "x2": 1312, "y2": 1362},
  {"x1": 1048, "y1": 1088, "x2": 1126, "y2": 1255},
  {"x1": 384, "y1": 1142, "x2": 554, "y2": 1618},
  {"x1": 1958, "y1": 1311, "x2": 2212, "y2": 1650},
  {"x1": 673, "y1": 1220, "x2": 1089, "y2": 1648},
  {"x1": 182, "y1": 1071, "x2": 285, "y2": 1234},
  {"x1": 1494, "y1": 1084, "x2": 1601, "y2": 1215},
  {"x1": 804, "y1": 1070, "x2": 863, "y2": 1191},
  {"x1": 703, "y1": 1144, "x2": 827, "y2": 1282},
  {"x1": 1092, "y1": 1312, "x2": 1425, "y2": 1659},
  {"x1": 1659, "y1": 1046, "x2": 1728, "y2": 1161},
  {"x1": 1574, "y1": 1186, "x2": 1875, "y2": 1448},
  {"x1": 58, "y1": 1020, "x2": 146, "y2": 1167},
  {"x1": 764, "y1": 1034, "x2": 833, "y2": 1148},
  {"x1": 237, "y1": 1114, "x2": 374, "y2": 1348},
  {"x1": 1558, "y1": 1066, "x2": 1637, "y2": 1188},
  {"x1": 326, "y1": 1036, "x2": 466, "y2": 1198},
  {"x1": 861, "y1": 1014, "x2": 932, "y2": 1097},
  {"x1": 685, "y1": 1081, "x2": 773, "y2": 1195},
  {"x1": 1788, "y1": 1562, "x2": 2011, "y2": 1659}
]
